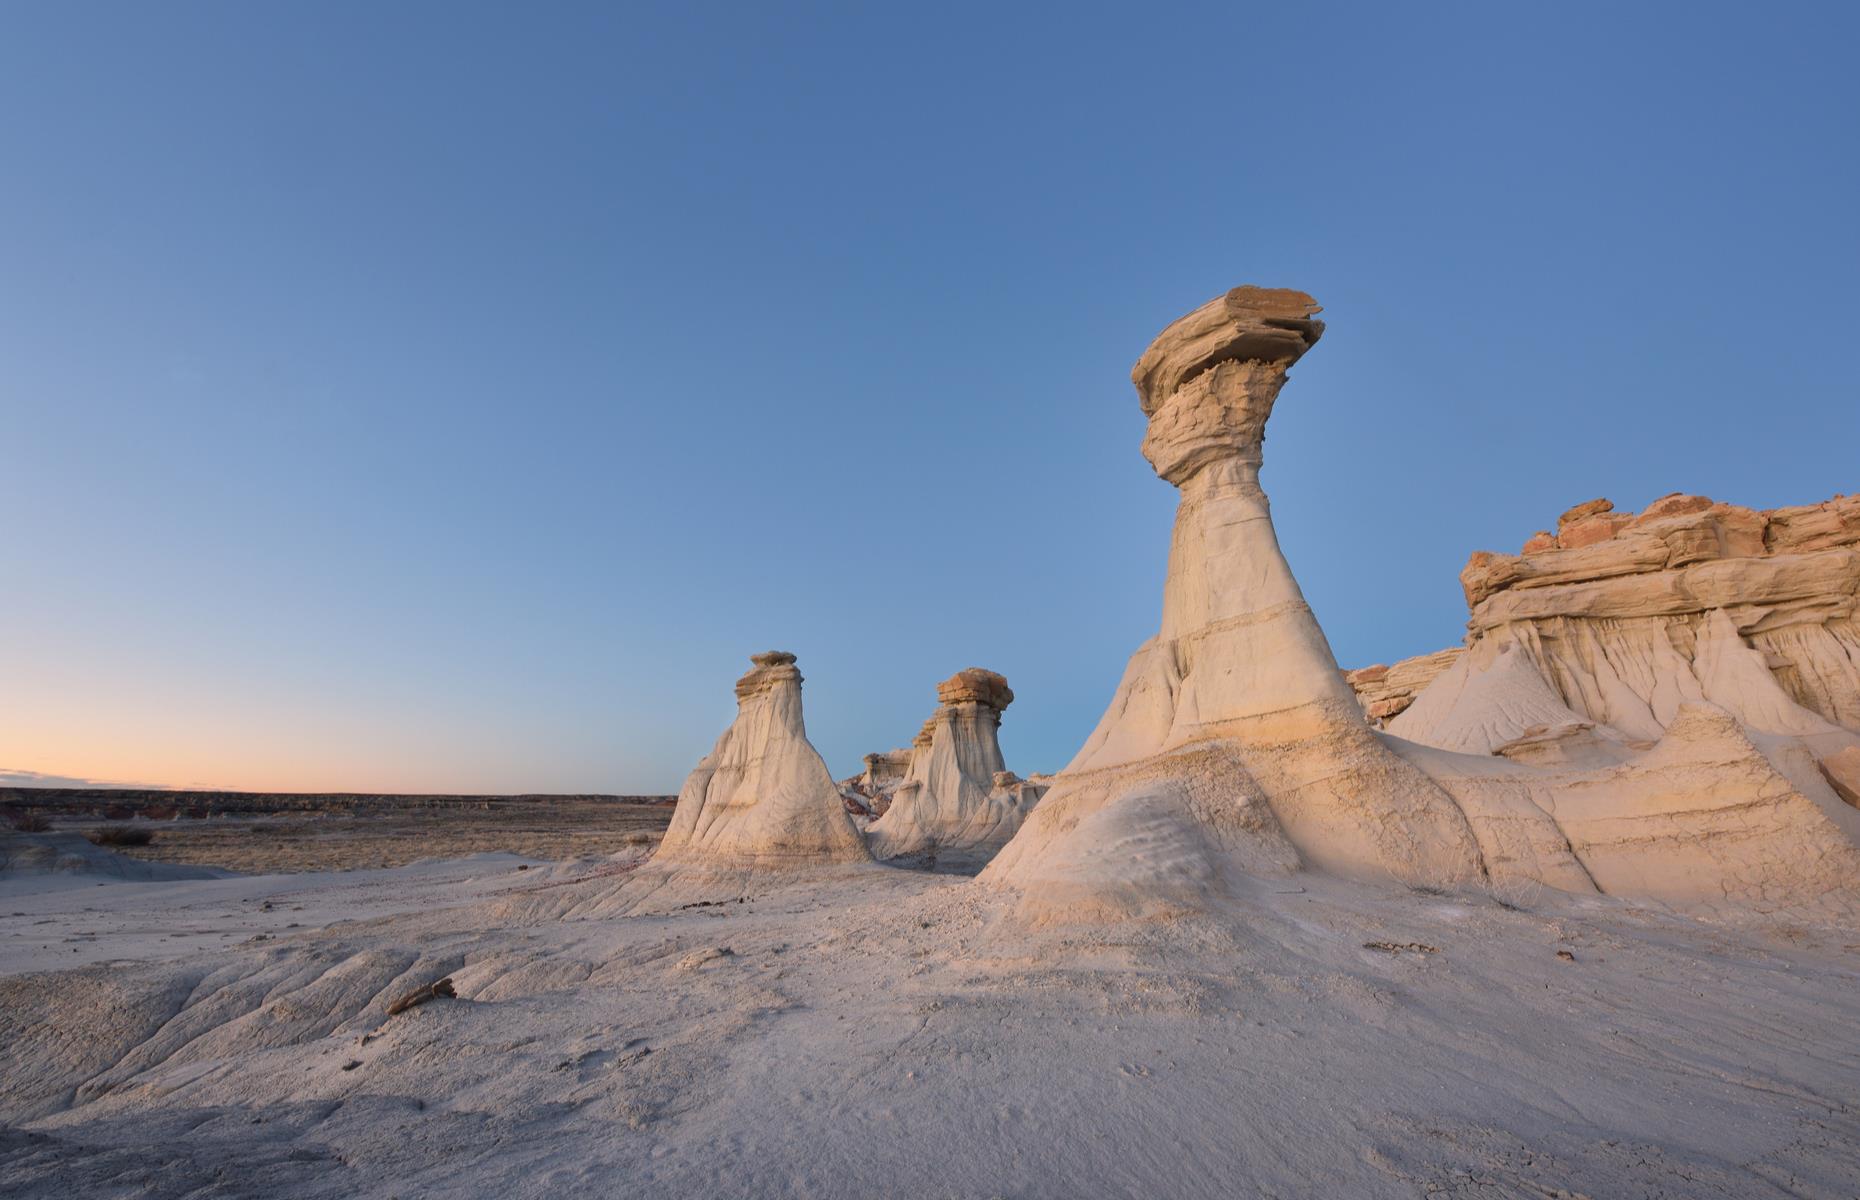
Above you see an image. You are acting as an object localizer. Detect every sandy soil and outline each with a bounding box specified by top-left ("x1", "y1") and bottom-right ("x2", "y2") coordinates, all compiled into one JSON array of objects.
[
  {"x1": 2, "y1": 854, "x2": 1857, "y2": 1199},
  {"x1": 40, "y1": 800, "x2": 673, "y2": 874},
  {"x1": 0, "y1": 854, "x2": 550, "y2": 975}
]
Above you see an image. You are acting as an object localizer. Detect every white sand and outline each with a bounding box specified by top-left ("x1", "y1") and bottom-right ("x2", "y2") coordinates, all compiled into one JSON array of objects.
[{"x1": 3, "y1": 857, "x2": 1857, "y2": 1198}]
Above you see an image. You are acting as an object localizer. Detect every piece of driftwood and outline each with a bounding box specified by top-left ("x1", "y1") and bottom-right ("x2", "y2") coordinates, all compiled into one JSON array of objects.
[{"x1": 387, "y1": 976, "x2": 456, "y2": 1016}]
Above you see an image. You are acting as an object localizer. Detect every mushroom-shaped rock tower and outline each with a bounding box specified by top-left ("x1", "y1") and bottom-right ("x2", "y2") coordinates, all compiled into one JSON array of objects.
[
  {"x1": 655, "y1": 652, "x2": 872, "y2": 867},
  {"x1": 983, "y1": 288, "x2": 1492, "y2": 919},
  {"x1": 867, "y1": 668, "x2": 1039, "y2": 864}
]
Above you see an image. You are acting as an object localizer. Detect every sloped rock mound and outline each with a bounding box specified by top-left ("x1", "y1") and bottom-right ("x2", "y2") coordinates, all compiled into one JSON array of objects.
[{"x1": 1395, "y1": 704, "x2": 1860, "y2": 920}]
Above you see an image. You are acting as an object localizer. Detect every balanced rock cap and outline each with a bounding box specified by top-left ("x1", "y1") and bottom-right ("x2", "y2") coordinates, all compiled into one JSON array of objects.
[
  {"x1": 735, "y1": 651, "x2": 801, "y2": 702},
  {"x1": 936, "y1": 668, "x2": 1014, "y2": 712},
  {"x1": 1130, "y1": 286, "x2": 1324, "y2": 413}
]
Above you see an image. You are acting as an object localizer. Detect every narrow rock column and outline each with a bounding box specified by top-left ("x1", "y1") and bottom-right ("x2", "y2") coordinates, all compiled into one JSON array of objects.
[
  {"x1": 1070, "y1": 289, "x2": 1410, "y2": 761},
  {"x1": 868, "y1": 668, "x2": 1025, "y2": 861},
  {"x1": 987, "y1": 288, "x2": 1485, "y2": 907}
]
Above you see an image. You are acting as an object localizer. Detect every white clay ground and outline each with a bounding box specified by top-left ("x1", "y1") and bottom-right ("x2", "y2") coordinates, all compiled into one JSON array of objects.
[{"x1": 3, "y1": 855, "x2": 1857, "y2": 1199}]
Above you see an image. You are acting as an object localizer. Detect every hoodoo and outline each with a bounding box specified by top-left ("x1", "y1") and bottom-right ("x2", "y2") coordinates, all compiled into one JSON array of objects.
[
  {"x1": 983, "y1": 289, "x2": 1860, "y2": 921},
  {"x1": 984, "y1": 288, "x2": 1490, "y2": 919},
  {"x1": 866, "y1": 668, "x2": 1044, "y2": 864},
  {"x1": 653, "y1": 652, "x2": 871, "y2": 867}
]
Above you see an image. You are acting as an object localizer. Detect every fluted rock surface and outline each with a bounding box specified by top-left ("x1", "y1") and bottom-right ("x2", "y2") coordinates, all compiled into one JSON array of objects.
[
  {"x1": 654, "y1": 652, "x2": 871, "y2": 867},
  {"x1": 1381, "y1": 493, "x2": 1860, "y2": 760},
  {"x1": 985, "y1": 288, "x2": 1496, "y2": 921},
  {"x1": 866, "y1": 669, "x2": 1041, "y2": 863},
  {"x1": 1344, "y1": 493, "x2": 1860, "y2": 918}
]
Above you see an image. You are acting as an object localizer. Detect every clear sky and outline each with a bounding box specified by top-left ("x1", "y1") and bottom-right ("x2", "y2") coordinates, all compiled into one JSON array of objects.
[{"x1": 2, "y1": 3, "x2": 1855, "y2": 794}]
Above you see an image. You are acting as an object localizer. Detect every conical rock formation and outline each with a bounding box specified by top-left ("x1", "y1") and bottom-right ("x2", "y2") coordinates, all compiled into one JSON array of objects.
[
  {"x1": 985, "y1": 288, "x2": 1491, "y2": 920},
  {"x1": 866, "y1": 669, "x2": 1044, "y2": 864},
  {"x1": 653, "y1": 652, "x2": 871, "y2": 868}
]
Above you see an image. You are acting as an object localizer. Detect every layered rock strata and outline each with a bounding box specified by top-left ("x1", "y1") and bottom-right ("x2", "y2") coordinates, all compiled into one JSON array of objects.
[
  {"x1": 866, "y1": 669, "x2": 1045, "y2": 863},
  {"x1": 653, "y1": 652, "x2": 871, "y2": 867},
  {"x1": 1379, "y1": 494, "x2": 1860, "y2": 767},
  {"x1": 1346, "y1": 498, "x2": 1860, "y2": 917},
  {"x1": 1344, "y1": 650, "x2": 1464, "y2": 726},
  {"x1": 985, "y1": 288, "x2": 1509, "y2": 920}
]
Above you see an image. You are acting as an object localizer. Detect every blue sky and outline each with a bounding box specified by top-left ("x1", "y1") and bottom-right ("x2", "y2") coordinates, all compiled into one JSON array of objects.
[{"x1": 2, "y1": 2, "x2": 1855, "y2": 793}]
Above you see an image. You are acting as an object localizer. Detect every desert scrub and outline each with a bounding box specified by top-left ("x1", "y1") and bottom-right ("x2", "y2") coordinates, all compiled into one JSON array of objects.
[
  {"x1": 8, "y1": 812, "x2": 52, "y2": 833},
  {"x1": 88, "y1": 825, "x2": 155, "y2": 847}
]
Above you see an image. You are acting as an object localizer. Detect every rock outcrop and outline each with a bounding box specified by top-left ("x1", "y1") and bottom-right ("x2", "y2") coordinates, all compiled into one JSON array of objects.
[
  {"x1": 984, "y1": 288, "x2": 1499, "y2": 921},
  {"x1": 653, "y1": 652, "x2": 871, "y2": 868},
  {"x1": 865, "y1": 669, "x2": 1046, "y2": 864},
  {"x1": 1390, "y1": 704, "x2": 1860, "y2": 917},
  {"x1": 1344, "y1": 493, "x2": 1860, "y2": 918},
  {"x1": 840, "y1": 750, "x2": 914, "y2": 817},
  {"x1": 984, "y1": 290, "x2": 1858, "y2": 923},
  {"x1": 1375, "y1": 493, "x2": 1860, "y2": 764},
  {"x1": 1343, "y1": 650, "x2": 1464, "y2": 726}
]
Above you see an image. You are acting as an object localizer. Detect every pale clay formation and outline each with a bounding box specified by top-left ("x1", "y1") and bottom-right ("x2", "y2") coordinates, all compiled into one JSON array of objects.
[
  {"x1": 652, "y1": 652, "x2": 871, "y2": 868},
  {"x1": 1360, "y1": 490, "x2": 1860, "y2": 916},
  {"x1": 650, "y1": 291, "x2": 1857, "y2": 921},
  {"x1": 983, "y1": 287, "x2": 1497, "y2": 921},
  {"x1": 984, "y1": 286, "x2": 1860, "y2": 922},
  {"x1": 865, "y1": 669, "x2": 1046, "y2": 863},
  {"x1": 1359, "y1": 491, "x2": 1860, "y2": 795}
]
